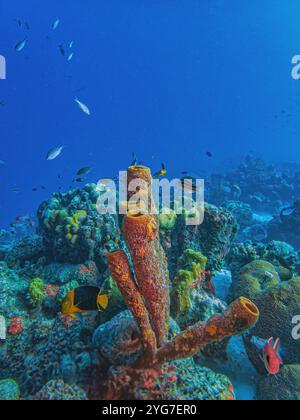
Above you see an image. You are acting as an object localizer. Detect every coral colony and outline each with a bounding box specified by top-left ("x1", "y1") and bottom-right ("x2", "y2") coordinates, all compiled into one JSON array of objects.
[{"x1": 1, "y1": 159, "x2": 300, "y2": 400}]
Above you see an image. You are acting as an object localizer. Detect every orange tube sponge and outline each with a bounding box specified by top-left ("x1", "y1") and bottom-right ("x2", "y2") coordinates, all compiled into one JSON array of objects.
[
  {"x1": 127, "y1": 166, "x2": 155, "y2": 214},
  {"x1": 123, "y1": 212, "x2": 170, "y2": 347},
  {"x1": 106, "y1": 250, "x2": 157, "y2": 362},
  {"x1": 155, "y1": 297, "x2": 259, "y2": 365}
]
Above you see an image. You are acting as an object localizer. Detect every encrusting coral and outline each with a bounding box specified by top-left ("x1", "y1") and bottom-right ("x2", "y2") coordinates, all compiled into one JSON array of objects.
[
  {"x1": 172, "y1": 249, "x2": 207, "y2": 314},
  {"x1": 28, "y1": 277, "x2": 44, "y2": 307},
  {"x1": 105, "y1": 165, "x2": 260, "y2": 399}
]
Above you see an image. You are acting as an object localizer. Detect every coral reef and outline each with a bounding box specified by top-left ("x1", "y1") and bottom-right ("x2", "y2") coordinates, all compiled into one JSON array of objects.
[
  {"x1": 257, "y1": 365, "x2": 300, "y2": 400},
  {"x1": 164, "y1": 203, "x2": 238, "y2": 279},
  {"x1": 2, "y1": 157, "x2": 300, "y2": 400},
  {"x1": 35, "y1": 379, "x2": 87, "y2": 400},
  {"x1": 207, "y1": 155, "x2": 299, "y2": 214},
  {"x1": 172, "y1": 249, "x2": 208, "y2": 315},
  {"x1": 28, "y1": 277, "x2": 44, "y2": 307},
  {"x1": 104, "y1": 166, "x2": 259, "y2": 400},
  {"x1": 230, "y1": 260, "x2": 300, "y2": 366},
  {"x1": 38, "y1": 184, "x2": 119, "y2": 264},
  {"x1": 229, "y1": 260, "x2": 280, "y2": 302},
  {"x1": 0, "y1": 379, "x2": 20, "y2": 400},
  {"x1": 268, "y1": 200, "x2": 300, "y2": 248}
]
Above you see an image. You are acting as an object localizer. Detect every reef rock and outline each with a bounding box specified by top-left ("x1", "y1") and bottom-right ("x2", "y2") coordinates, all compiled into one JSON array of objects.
[
  {"x1": 38, "y1": 184, "x2": 119, "y2": 264},
  {"x1": 35, "y1": 379, "x2": 87, "y2": 400},
  {"x1": 0, "y1": 379, "x2": 20, "y2": 400},
  {"x1": 257, "y1": 365, "x2": 300, "y2": 400}
]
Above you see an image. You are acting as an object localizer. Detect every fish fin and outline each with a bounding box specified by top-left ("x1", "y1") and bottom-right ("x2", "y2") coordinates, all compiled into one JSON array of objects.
[
  {"x1": 97, "y1": 294, "x2": 108, "y2": 311},
  {"x1": 274, "y1": 338, "x2": 280, "y2": 353},
  {"x1": 268, "y1": 337, "x2": 274, "y2": 347}
]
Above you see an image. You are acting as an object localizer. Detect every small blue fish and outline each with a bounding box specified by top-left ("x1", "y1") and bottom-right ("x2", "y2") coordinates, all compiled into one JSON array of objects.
[
  {"x1": 69, "y1": 41, "x2": 74, "y2": 48},
  {"x1": 52, "y1": 18, "x2": 60, "y2": 30},
  {"x1": 75, "y1": 98, "x2": 91, "y2": 116},
  {"x1": 46, "y1": 145, "x2": 64, "y2": 161},
  {"x1": 67, "y1": 53, "x2": 74, "y2": 62},
  {"x1": 15, "y1": 38, "x2": 27, "y2": 52}
]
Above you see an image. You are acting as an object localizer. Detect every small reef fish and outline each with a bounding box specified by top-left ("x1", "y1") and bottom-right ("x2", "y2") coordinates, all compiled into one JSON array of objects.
[
  {"x1": 67, "y1": 52, "x2": 74, "y2": 62},
  {"x1": 46, "y1": 145, "x2": 64, "y2": 161},
  {"x1": 75, "y1": 98, "x2": 91, "y2": 116},
  {"x1": 52, "y1": 18, "x2": 60, "y2": 30},
  {"x1": 15, "y1": 38, "x2": 27, "y2": 52},
  {"x1": 131, "y1": 153, "x2": 138, "y2": 166},
  {"x1": 153, "y1": 163, "x2": 167, "y2": 179},
  {"x1": 243, "y1": 224, "x2": 268, "y2": 242},
  {"x1": 69, "y1": 41, "x2": 74, "y2": 48},
  {"x1": 264, "y1": 271, "x2": 275, "y2": 280},
  {"x1": 77, "y1": 166, "x2": 92, "y2": 177},
  {"x1": 280, "y1": 206, "x2": 295, "y2": 221},
  {"x1": 62, "y1": 286, "x2": 108, "y2": 319},
  {"x1": 206, "y1": 151, "x2": 213, "y2": 157},
  {"x1": 261, "y1": 337, "x2": 283, "y2": 375},
  {"x1": 179, "y1": 177, "x2": 202, "y2": 193},
  {"x1": 59, "y1": 44, "x2": 65, "y2": 57}
]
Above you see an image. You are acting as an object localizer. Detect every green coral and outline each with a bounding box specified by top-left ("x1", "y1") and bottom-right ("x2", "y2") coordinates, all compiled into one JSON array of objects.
[
  {"x1": 28, "y1": 277, "x2": 44, "y2": 306},
  {"x1": 159, "y1": 209, "x2": 177, "y2": 230},
  {"x1": 0, "y1": 379, "x2": 20, "y2": 400},
  {"x1": 173, "y1": 249, "x2": 207, "y2": 314},
  {"x1": 230, "y1": 260, "x2": 280, "y2": 302}
]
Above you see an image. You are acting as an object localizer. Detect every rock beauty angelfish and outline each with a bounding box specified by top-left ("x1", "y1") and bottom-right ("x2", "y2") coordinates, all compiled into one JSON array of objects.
[{"x1": 62, "y1": 286, "x2": 108, "y2": 319}]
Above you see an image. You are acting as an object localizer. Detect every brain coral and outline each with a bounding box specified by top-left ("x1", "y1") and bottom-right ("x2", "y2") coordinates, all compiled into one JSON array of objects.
[
  {"x1": 229, "y1": 260, "x2": 280, "y2": 302},
  {"x1": 251, "y1": 279, "x2": 300, "y2": 364}
]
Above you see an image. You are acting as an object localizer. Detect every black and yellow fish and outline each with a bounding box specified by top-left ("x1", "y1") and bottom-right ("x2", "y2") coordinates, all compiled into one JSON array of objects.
[
  {"x1": 153, "y1": 163, "x2": 167, "y2": 179},
  {"x1": 62, "y1": 286, "x2": 108, "y2": 319}
]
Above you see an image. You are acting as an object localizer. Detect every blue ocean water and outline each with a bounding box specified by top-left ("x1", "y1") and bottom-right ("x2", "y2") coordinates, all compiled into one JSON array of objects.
[
  {"x1": 0, "y1": 0, "x2": 300, "y2": 402},
  {"x1": 1, "y1": 0, "x2": 300, "y2": 227}
]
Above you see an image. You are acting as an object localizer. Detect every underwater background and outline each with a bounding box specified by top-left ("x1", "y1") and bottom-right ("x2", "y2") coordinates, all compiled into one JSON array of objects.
[{"x1": 0, "y1": 0, "x2": 300, "y2": 401}]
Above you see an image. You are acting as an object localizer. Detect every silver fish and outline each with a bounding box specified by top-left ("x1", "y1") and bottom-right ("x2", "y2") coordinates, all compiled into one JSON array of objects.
[
  {"x1": 75, "y1": 98, "x2": 91, "y2": 116},
  {"x1": 67, "y1": 53, "x2": 74, "y2": 62},
  {"x1": 46, "y1": 145, "x2": 64, "y2": 161},
  {"x1": 52, "y1": 18, "x2": 60, "y2": 30},
  {"x1": 15, "y1": 38, "x2": 27, "y2": 52}
]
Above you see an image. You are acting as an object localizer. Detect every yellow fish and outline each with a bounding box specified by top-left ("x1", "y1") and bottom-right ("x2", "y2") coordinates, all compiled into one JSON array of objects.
[
  {"x1": 153, "y1": 163, "x2": 167, "y2": 179},
  {"x1": 62, "y1": 286, "x2": 108, "y2": 319}
]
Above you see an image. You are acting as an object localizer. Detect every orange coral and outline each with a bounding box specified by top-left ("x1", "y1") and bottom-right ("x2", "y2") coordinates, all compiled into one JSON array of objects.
[
  {"x1": 123, "y1": 212, "x2": 170, "y2": 348},
  {"x1": 154, "y1": 297, "x2": 259, "y2": 365},
  {"x1": 105, "y1": 165, "x2": 260, "y2": 399},
  {"x1": 8, "y1": 317, "x2": 24, "y2": 336},
  {"x1": 107, "y1": 250, "x2": 157, "y2": 363},
  {"x1": 127, "y1": 166, "x2": 156, "y2": 214}
]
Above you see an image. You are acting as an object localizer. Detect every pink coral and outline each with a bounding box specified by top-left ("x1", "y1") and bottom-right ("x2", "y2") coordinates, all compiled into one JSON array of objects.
[{"x1": 8, "y1": 317, "x2": 24, "y2": 336}]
